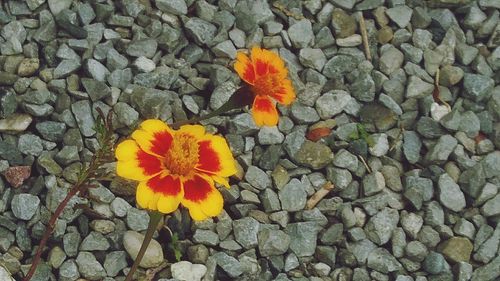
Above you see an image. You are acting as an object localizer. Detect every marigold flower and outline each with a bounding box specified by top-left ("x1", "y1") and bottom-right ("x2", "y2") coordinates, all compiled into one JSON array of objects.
[
  {"x1": 115, "y1": 120, "x2": 237, "y2": 221},
  {"x1": 234, "y1": 46, "x2": 296, "y2": 126}
]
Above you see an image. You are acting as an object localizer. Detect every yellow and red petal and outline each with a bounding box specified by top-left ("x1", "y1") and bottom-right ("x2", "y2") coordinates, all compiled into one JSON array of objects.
[
  {"x1": 196, "y1": 134, "x2": 237, "y2": 179},
  {"x1": 251, "y1": 95, "x2": 279, "y2": 126},
  {"x1": 250, "y1": 46, "x2": 287, "y2": 77},
  {"x1": 136, "y1": 173, "x2": 183, "y2": 213},
  {"x1": 176, "y1": 124, "x2": 205, "y2": 139},
  {"x1": 270, "y1": 78, "x2": 296, "y2": 105},
  {"x1": 116, "y1": 140, "x2": 163, "y2": 181},
  {"x1": 234, "y1": 52, "x2": 256, "y2": 85},
  {"x1": 181, "y1": 174, "x2": 224, "y2": 221},
  {"x1": 131, "y1": 119, "x2": 173, "y2": 157}
]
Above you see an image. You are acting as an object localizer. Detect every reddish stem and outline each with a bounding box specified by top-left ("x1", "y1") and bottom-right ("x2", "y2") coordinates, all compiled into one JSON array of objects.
[{"x1": 23, "y1": 184, "x2": 83, "y2": 281}]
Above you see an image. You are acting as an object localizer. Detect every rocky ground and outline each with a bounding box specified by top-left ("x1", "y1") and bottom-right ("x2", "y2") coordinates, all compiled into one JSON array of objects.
[{"x1": 0, "y1": 0, "x2": 499, "y2": 280}]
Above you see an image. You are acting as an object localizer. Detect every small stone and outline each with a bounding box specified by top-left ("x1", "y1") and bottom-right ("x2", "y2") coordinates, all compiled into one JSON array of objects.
[
  {"x1": 123, "y1": 231, "x2": 164, "y2": 268},
  {"x1": 299, "y1": 48, "x2": 326, "y2": 71},
  {"x1": 279, "y1": 178, "x2": 307, "y2": 212},
  {"x1": 48, "y1": 0, "x2": 72, "y2": 15},
  {"x1": 363, "y1": 171, "x2": 386, "y2": 196},
  {"x1": 233, "y1": 217, "x2": 260, "y2": 249},
  {"x1": 294, "y1": 140, "x2": 333, "y2": 170},
  {"x1": 155, "y1": 0, "x2": 187, "y2": 15},
  {"x1": 245, "y1": 166, "x2": 271, "y2": 190},
  {"x1": 438, "y1": 173, "x2": 466, "y2": 212},
  {"x1": 315, "y1": 90, "x2": 352, "y2": 119},
  {"x1": 482, "y1": 194, "x2": 500, "y2": 217},
  {"x1": 213, "y1": 252, "x2": 243, "y2": 278},
  {"x1": 63, "y1": 231, "x2": 81, "y2": 258},
  {"x1": 405, "y1": 240, "x2": 428, "y2": 262},
  {"x1": 80, "y1": 231, "x2": 110, "y2": 251},
  {"x1": 320, "y1": 223, "x2": 344, "y2": 245},
  {"x1": 386, "y1": 5, "x2": 413, "y2": 28},
  {"x1": 471, "y1": 255, "x2": 500, "y2": 281},
  {"x1": 365, "y1": 207, "x2": 399, "y2": 245},
  {"x1": 110, "y1": 197, "x2": 132, "y2": 217},
  {"x1": 323, "y1": 54, "x2": 358, "y2": 79},
  {"x1": 286, "y1": 222, "x2": 320, "y2": 257},
  {"x1": 258, "y1": 228, "x2": 290, "y2": 256},
  {"x1": 103, "y1": 251, "x2": 127, "y2": 277},
  {"x1": 53, "y1": 60, "x2": 81, "y2": 79},
  {"x1": 379, "y1": 46, "x2": 404, "y2": 75},
  {"x1": 193, "y1": 229, "x2": 219, "y2": 246},
  {"x1": 439, "y1": 237, "x2": 473, "y2": 263},
  {"x1": 258, "y1": 127, "x2": 284, "y2": 145},
  {"x1": 288, "y1": 19, "x2": 313, "y2": 48},
  {"x1": 212, "y1": 40, "x2": 237, "y2": 59},
  {"x1": 454, "y1": 262, "x2": 473, "y2": 281},
  {"x1": 406, "y1": 76, "x2": 434, "y2": 98},
  {"x1": 426, "y1": 135, "x2": 458, "y2": 163},
  {"x1": 11, "y1": 193, "x2": 40, "y2": 220},
  {"x1": 331, "y1": 9, "x2": 356, "y2": 38},
  {"x1": 291, "y1": 103, "x2": 320, "y2": 124},
  {"x1": 126, "y1": 208, "x2": 149, "y2": 231},
  {"x1": 59, "y1": 260, "x2": 80, "y2": 281},
  {"x1": 71, "y1": 100, "x2": 96, "y2": 137},
  {"x1": 75, "y1": 252, "x2": 106, "y2": 280},
  {"x1": 17, "y1": 58, "x2": 39, "y2": 77},
  {"x1": 171, "y1": 261, "x2": 207, "y2": 281},
  {"x1": 185, "y1": 17, "x2": 217, "y2": 46},
  {"x1": 453, "y1": 218, "x2": 476, "y2": 240},
  {"x1": 81, "y1": 78, "x2": 111, "y2": 102},
  {"x1": 333, "y1": 149, "x2": 358, "y2": 171},
  {"x1": 90, "y1": 220, "x2": 115, "y2": 234},
  {"x1": 114, "y1": 102, "x2": 139, "y2": 127},
  {"x1": 367, "y1": 247, "x2": 402, "y2": 273},
  {"x1": 0, "y1": 114, "x2": 32, "y2": 132},
  {"x1": 439, "y1": 65, "x2": 464, "y2": 86},
  {"x1": 85, "y1": 59, "x2": 109, "y2": 82},
  {"x1": 48, "y1": 246, "x2": 66, "y2": 269},
  {"x1": 336, "y1": 34, "x2": 362, "y2": 47},
  {"x1": 400, "y1": 211, "x2": 423, "y2": 239},
  {"x1": 423, "y1": 251, "x2": 448, "y2": 274},
  {"x1": 369, "y1": 133, "x2": 389, "y2": 157},
  {"x1": 2, "y1": 166, "x2": 31, "y2": 188},
  {"x1": 463, "y1": 73, "x2": 494, "y2": 102}
]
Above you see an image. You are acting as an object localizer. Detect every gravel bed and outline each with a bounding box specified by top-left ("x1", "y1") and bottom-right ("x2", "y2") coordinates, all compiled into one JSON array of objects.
[{"x1": 0, "y1": 0, "x2": 499, "y2": 281}]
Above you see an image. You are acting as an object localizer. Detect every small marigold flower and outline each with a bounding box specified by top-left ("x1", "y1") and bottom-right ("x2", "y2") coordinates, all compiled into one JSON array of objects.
[
  {"x1": 115, "y1": 120, "x2": 237, "y2": 221},
  {"x1": 234, "y1": 46, "x2": 296, "y2": 126}
]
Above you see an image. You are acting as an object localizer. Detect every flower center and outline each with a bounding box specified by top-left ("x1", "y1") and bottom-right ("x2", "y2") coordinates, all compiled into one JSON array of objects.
[
  {"x1": 163, "y1": 132, "x2": 199, "y2": 176},
  {"x1": 252, "y1": 74, "x2": 280, "y2": 97}
]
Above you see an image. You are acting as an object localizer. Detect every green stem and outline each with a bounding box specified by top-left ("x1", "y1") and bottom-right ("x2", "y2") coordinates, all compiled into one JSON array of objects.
[{"x1": 124, "y1": 211, "x2": 163, "y2": 281}]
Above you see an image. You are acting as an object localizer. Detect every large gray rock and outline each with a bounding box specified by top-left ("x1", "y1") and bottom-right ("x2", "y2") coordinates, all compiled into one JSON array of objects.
[{"x1": 123, "y1": 231, "x2": 164, "y2": 268}]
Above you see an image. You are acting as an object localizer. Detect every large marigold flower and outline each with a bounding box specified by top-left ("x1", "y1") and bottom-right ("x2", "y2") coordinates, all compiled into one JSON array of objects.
[
  {"x1": 115, "y1": 120, "x2": 237, "y2": 221},
  {"x1": 234, "y1": 46, "x2": 296, "y2": 126}
]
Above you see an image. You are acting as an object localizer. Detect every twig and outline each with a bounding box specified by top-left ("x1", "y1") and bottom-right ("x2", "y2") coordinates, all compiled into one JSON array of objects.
[
  {"x1": 144, "y1": 261, "x2": 168, "y2": 281},
  {"x1": 358, "y1": 155, "x2": 372, "y2": 174},
  {"x1": 306, "y1": 182, "x2": 335, "y2": 210},
  {"x1": 23, "y1": 108, "x2": 115, "y2": 281},
  {"x1": 359, "y1": 12, "x2": 371, "y2": 61},
  {"x1": 433, "y1": 68, "x2": 452, "y2": 111}
]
